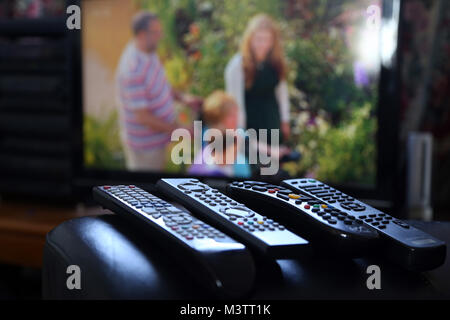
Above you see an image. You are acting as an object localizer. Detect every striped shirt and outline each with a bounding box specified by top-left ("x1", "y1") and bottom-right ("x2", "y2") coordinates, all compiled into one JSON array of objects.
[{"x1": 116, "y1": 42, "x2": 176, "y2": 151}]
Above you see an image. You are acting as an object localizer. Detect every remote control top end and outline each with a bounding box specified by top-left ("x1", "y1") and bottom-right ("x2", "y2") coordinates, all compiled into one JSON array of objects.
[
  {"x1": 95, "y1": 185, "x2": 239, "y2": 247},
  {"x1": 282, "y1": 178, "x2": 447, "y2": 271},
  {"x1": 227, "y1": 181, "x2": 379, "y2": 241},
  {"x1": 156, "y1": 178, "x2": 310, "y2": 259},
  {"x1": 93, "y1": 185, "x2": 256, "y2": 298}
]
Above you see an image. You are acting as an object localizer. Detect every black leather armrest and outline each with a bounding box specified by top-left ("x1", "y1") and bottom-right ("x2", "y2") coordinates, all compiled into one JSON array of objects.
[
  {"x1": 43, "y1": 215, "x2": 207, "y2": 299},
  {"x1": 42, "y1": 215, "x2": 450, "y2": 300}
]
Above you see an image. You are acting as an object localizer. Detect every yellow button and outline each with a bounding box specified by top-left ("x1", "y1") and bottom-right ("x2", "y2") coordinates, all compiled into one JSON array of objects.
[
  {"x1": 257, "y1": 221, "x2": 264, "y2": 225},
  {"x1": 321, "y1": 204, "x2": 328, "y2": 209},
  {"x1": 288, "y1": 194, "x2": 301, "y2": 199},
  {"x1": 192, "y1": 225, "x2": 200, "y2": 229}
]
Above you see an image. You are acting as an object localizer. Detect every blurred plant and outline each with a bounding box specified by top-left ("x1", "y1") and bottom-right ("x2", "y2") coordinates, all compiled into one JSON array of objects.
[
  {"x1": 84, "y1": 110, "x2": 125, "y2": 169},
  {"x1": 286, "y1": 103, "x2": 376, "y2": 184}
]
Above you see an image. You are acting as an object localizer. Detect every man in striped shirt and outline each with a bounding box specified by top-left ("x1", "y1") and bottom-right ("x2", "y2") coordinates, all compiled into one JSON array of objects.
[{"x1": 117, "y1": 11, "x2": 201, "y2": 171}]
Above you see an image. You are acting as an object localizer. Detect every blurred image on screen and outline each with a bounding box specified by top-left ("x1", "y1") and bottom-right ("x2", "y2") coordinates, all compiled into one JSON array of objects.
[{"x1": 82, "y1": 0, "x2": 381, "y2": 186}]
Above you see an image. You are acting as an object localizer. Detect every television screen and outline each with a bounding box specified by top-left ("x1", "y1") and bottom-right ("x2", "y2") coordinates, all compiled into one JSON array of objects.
[{"x1": 82, "y1": 0, "x2": 382, "y2": 186}]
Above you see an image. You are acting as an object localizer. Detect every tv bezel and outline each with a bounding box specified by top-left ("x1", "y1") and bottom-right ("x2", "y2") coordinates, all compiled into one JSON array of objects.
[{"x1": 71, "y1": 0, "x2": 403, "y2": 205}]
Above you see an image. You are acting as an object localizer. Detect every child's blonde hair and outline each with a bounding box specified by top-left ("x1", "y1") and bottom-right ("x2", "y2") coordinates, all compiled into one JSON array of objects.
[{"x1": 203, "y1": 90, "x2": 237, "y2": 126}]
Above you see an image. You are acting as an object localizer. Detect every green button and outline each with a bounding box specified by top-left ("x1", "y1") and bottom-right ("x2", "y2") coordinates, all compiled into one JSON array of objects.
[
  {"x1": 309, "y1": 180, "x2": 316, "y2": 183},
  {"x1": 313, "y1": 204, "x2": 320, "y2": 208},
  {"x1": 248, "y1": 221, "x2": 254, "y2": 225},
  {"x1": 182, "y1": 226, "x2": 189, "y2": 229}
]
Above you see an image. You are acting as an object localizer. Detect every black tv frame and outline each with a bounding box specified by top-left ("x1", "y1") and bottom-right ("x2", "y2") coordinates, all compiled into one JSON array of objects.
[{"x1": 71, "y1": 0, "x2": 403, "y2": 208}]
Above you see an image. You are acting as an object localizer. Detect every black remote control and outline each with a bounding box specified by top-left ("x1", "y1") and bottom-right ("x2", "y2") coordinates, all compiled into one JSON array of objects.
[
  {"x1": 282, "y1": 178, "x2": 447, "y2": 271},
  {"x1": 156, "y1": 179, "x2": 310, "y2": 258},
  {"x1": 227, "y1": 181, "x2": 379, "y2": 257},
  {"x1": 93, "y1": 185, "x2": 255, "y2": 298}
]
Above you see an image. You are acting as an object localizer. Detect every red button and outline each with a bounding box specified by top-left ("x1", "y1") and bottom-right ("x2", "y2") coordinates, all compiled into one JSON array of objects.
[
  {"x1": 129, "y1": 185, "x2": 135, "y2": 188},
  {"x1": 268, "y1": 189, "x2": 276, "y2": 194},
  {"x1": 304, "y1": 204, "x2": 311, "y2": 209},
  {"x1": 103, "y1": 186, "x2": 111, "y2": 190},
  {"x1": 171, "y1": 226, "x2": 178, "y2": 230},
  {"x1": 186, "y1": 236, "x2": 193, "y2": 240},
  {"x1": 238, "y1": 222, "x2": 244, "y2": 225}
]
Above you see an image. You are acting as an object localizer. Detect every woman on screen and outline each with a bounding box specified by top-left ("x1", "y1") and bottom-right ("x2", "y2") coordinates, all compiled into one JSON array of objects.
[{"x1": 225, "y1": 14, "x2": 290, "y2": 144}]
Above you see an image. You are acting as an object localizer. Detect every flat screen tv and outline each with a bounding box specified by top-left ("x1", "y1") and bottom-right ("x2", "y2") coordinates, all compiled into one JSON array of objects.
[{"x1": 73, "y1": 0, "x2": 402, "y2": 205}]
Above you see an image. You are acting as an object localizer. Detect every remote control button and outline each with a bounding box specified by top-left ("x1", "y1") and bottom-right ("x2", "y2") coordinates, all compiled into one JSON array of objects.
[
  {"x1": 304, "y1": 204, "x2": 311, "y2": 209},
  {"x1": 252, "y1": 186, "x2": 267, "y2": 192},
  {"x1": 222, "y1": 207, "x2": 254, "y2": 219},
  {"x1": 288, "y1": 194, "x2": 301, "y2": 200},
  {"x1": 179, "y1": 183, "x2": 207, "y2": 193},
  {"x1": 143, "y1": 207, "x2": 158, "y2": 214},
  {"x1": 276, "y1": 193, "x2": 290, "y2": 201},
  {"x1": 277, "y1": 190, "x2": 292, "y2": 196}
]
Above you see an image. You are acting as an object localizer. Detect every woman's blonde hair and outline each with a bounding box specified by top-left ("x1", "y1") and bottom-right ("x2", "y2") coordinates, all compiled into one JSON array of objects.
[
  {"x1": 240, "y1": 14, "x2": 287, "y2": 89},
  {"x1": 203, "y1": 90, "x2": 237, "y2": 126}
]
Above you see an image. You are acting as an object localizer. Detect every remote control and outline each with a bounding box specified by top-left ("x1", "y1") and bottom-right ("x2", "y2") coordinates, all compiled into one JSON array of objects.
[
  {"x1": 93, "y1": 185, "x2": 255, "y2": 298},
  {"x1": 156, "y1": 178, "x2": 310, "y2": 258},
  {"x1": 282, "y1": 178, "x2": 447, "y2": 271},
  {"x1": 227, "y1": 181, "x2": 379, "y2": 257}
]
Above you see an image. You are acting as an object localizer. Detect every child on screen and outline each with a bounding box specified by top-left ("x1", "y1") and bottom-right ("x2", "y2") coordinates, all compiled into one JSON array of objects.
[{"x1": 188, "y1": 91, "x2": 251, "y2": 178}]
